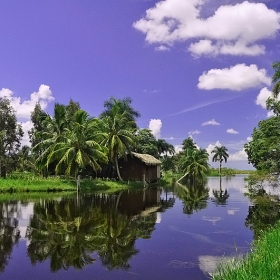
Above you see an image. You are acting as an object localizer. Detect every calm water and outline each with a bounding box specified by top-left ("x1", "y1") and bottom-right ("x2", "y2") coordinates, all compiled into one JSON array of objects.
[{"x1": 0, "y1": 175, "x2": 277, "y2": 280}]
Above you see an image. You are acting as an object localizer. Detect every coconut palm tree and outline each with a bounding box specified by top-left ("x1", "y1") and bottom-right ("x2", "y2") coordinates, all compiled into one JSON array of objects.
[
  {"x1": 100, "y1": 103, "x2": 136, "y2": 181},
  {"x1": 211, "y1": 146, "x2": 229, "y2": 177},
  {"x1": 100, "y1": 97, "x2": 140, "y2": 126},
  {"x1": 177, "y1": 149, "x2": 210, "y2": 183},
  {"x1": 156, "y1": 139, "x2": 175, "y2": 157},
  {"x1": 46, "y1": 110, "x2": 108, "y2": 179}
]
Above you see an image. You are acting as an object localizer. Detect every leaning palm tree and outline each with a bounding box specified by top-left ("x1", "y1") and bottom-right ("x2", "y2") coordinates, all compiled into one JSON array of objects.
[
  {"x1": 211, "y1": 146, "x2": 229, "y2": 177},
  {"x1": 100, "y1": 105, "x2": 136, "y2": 181},
  {"x1": 177, "y1": 149, "x2": 210, "y2": 183}
]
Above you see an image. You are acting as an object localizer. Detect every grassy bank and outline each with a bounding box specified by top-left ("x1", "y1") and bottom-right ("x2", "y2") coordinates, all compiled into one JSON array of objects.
[
  {"x1": 0, "y1": 175, "x2": 148, "y2": 193},
  {"x1": 213, "y1": 222, "x2": 280, "y2": 279}
]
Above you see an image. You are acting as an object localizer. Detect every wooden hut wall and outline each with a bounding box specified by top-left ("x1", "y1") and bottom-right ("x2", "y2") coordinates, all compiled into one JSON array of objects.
[
  {"x1": 119, "y1": 157, "x2": 146, "y2": 181},
  {"x1": 119, "y1": 156, "x2": 160, "y2": 182}
]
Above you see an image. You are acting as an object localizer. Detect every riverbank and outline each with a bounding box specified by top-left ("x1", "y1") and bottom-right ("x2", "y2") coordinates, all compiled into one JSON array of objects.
[
  {"x1": 0, "y1": 177, "x2": 148, "y2": 193},
  {"x1": 213, "y1": 221, "x2": 280, "y2": 279}
]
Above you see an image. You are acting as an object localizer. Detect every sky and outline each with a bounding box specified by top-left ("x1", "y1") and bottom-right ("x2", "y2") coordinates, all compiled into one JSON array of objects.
[{"x1": 0, "y1": 0, "x2": 279, "y2": 169}]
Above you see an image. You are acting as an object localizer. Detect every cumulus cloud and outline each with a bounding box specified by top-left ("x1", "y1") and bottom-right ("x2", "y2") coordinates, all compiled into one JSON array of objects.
[
  {"x1": 198, "y1": 64, "x2": 271, "y2": 91},
  {"x1": 0, "y1": 85, "x2": 54, "y2": 147},
  {"x1": 133, "y1": 0, "x2": 280, "y2": 56},
  {"x1": 202, "y1": 119, "x2": 220, "y2": 126},
  {"x1": 206, "y1": 141, "x2": 222, "y2": 155},
  {"x1": 247, "y1": 136, "x2": 252, "y2": 142},
  {"x1": 155, "y1": 45, "x2": 170, "y2": 51},
  {"x1": 255, "y1": 87, "x2": 272, "y2": 109},
  {"x1": 227, "y1": 128, "x2": 239, "y2": 134},
  {"x1": 188, "y1": 130, "x2": 200, "y2": 136},
  {"x1": 149, "y1": 119, "x2": 162, "y2": 138},
  {"x1": 228, "y1": 148, "x2": 248, "y2": 161},
  {"x1": 20, "y1": 121, "x2": 33, "y2": 147},
  {"x1": 0, "y1": 84, "x2": 54, "y2": 119}
]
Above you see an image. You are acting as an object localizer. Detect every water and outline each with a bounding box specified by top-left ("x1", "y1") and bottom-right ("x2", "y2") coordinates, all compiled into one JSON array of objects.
[{"x1": 0, "y1": 175, "x2": 274, "y2": 280}]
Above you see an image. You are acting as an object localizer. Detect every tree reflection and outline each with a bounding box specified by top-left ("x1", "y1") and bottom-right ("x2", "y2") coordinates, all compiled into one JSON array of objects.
[
  {"x1": 245, "y1": 190, "x2": 280, "y2": 239},
  {"x1": 26, "y1": 191, "x2": 160, "y2": 272},
  {"x1": 211, "y1": 178, "x2": 230, "y2": 206},
  {"x1": 175, "y1": 181, "x2": 209, "y2": 215},
  {"x1": 0, "y1": 202, "x2": 20, "y2": 272}
]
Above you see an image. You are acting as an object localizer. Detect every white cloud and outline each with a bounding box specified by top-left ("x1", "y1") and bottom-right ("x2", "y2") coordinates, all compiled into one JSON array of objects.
[
  {"x1": 247, "y1": 136, "x2": 252, "y2": 142},
  {"x1": 206, "y1": 141, "x2": 222, "y2": 155},
  {"x1": 256, "y1": 87, "x2": 272, "y2": 109},
  {"x1": 155, "y1": 45, "x2": 170, "y2": 51},
  {"x1": 133, "y1": 0, "x2": 280, "y2": 56},
  {"x1": 149, "y1": 119, "x2": 162, "y2": 138},
  {"x1": 227, "y1": 128, "x2": 239, "y2": 134},
  {"x1": 174, "y1": 145, "x2": 183, "y2": 153},
  {"x1": 228, "y1": 148, "x2": 248, "y2": 161},
  {"x1": 202, "y1": 119, "x2": 220, "y2": 126},
  {"x1": 20, "y1": 121, "x2": 33, "y2": 147},
  {"x1": 198, "y1": 64, "x2": 271, "y2": 91},
  {"x1": 0, "y1": 84, "x2": 54, "y2": 119},
  {"x1": 188, "y1": 130, "x2": 200, "y2": 136}
]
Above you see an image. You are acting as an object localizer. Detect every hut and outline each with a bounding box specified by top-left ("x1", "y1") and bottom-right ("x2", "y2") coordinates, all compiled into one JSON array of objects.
[{"x1": 118, "y1": 152, "x2": 161, "y2": 183}]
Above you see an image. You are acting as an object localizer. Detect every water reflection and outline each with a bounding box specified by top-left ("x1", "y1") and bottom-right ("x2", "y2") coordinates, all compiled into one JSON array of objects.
[
  {"x1": 0, "y1": 202, "x2": 21, "y2": 272},
  {"x1": 245, "y1": 188, "x2": 280, "y2": 238},
  {"x1": 175, "y1": 181, "x2": 209, "y2": 215},
  {"x1": 211, "y1": 178, "x2": 230, "y2": 206},
  {"x1": 1, "y1": 177, "x2": 280, "y2": 279},
  {"x1": 24, "y1": 189, "x2": 170, "y2": 272}
]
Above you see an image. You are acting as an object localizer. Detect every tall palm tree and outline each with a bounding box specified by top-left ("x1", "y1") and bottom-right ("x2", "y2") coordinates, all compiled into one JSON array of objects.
[
  {"x1": 177, "y1": 149, "x2": 209, "y2": 183},
  {"x1": 100, "y1": 103, "x2": 136, "y2": 181},
  {"x1": 100, "y1": 97, "x2": 140, "y2": 124},
  {"x1": 46, "y1": 110, "x2": 108, "y2": 179},
  {"x1": 211, "y1": 146, "x2": 229, "y2": 176}
]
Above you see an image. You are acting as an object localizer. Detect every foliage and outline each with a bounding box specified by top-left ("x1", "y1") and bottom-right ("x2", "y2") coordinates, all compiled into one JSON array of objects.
[
  {"x1": 0, "y1": 98, "x2": 23, "y2": 177},
  {"x1": 244, "y1": 116, "x2": 280, "y2": 171}
]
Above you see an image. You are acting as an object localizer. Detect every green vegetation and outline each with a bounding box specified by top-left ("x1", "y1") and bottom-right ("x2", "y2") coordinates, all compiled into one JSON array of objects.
[
  {"x1": 213, "y1": 221, "x2": 280, "y2": 279},
  {"x1": 244, "y1": 61, "x2": 280, "y2": 173}
]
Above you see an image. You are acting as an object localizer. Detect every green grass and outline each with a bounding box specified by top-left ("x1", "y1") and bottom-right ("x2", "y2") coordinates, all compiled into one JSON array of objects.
[
  {"x1": 0, "y1": 176, "x2": 148, "y2": 193},
  {"x1": 213, "y1": 222, "x2": 280, "y2": 280}
]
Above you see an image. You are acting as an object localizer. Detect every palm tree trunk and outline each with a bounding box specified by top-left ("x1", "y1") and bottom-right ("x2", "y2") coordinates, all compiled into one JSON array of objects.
[
  {"x1": 115, "y1": 157, "x2": 123, "y2": 181},
  {"x1": 177, "y1": 173, "x2": 187, "y2": 183}
]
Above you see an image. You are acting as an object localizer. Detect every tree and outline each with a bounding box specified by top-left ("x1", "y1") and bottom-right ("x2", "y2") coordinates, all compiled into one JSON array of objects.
[
  {"x1": 46, "y1": 110, "x2": 108, "y2": 179},
  {"x1": 134, "y1": 129, "x2": 158, "y2": 158},
  {"x1": 272, "y1": 61, "x2": 280, "y2": 98},
  {"x1": 244, "y1": 116, "x2": 280, "y2": 171},
  {"x1": 178, "y1": 149, "x2": 209, "y2": 183},
  {"x1": 0, "y1": 97, "x2": 23, "y2": 177},
  {"x1": 100, "y1": 98, "x2": 137, "y2": 181},
  {"x1": 156, "y1": 139, "x2": 175, "y2": 157},
  {"x1": 100, "y1": 97, "x2": 140, "y2": 125},
  {"x1": 211, "y1": 146, "x2": 229, "y2": 176},
  {"x1": 28, "y1": 103, "x2": 48, "y2": 149}
]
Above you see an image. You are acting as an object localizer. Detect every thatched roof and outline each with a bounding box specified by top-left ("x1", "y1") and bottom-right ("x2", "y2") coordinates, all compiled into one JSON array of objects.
[{"x1": 131, "y1": 152, "x2": 161, "y2": 166}]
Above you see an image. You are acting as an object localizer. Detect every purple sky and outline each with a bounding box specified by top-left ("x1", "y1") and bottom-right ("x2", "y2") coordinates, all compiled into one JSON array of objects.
[{"x1": 0, "y1": 0, "x2": 280, "y2": 169}]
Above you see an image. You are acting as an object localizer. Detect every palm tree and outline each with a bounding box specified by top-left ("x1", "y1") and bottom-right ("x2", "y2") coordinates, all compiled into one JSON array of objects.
[
  {"x1": 156, "y1": 139, "x2": 175, "y2": 157},
  {"x1": 100, "y1": 102, "x2": 136, "y2": 181},
  {"x1": 100, "y1": 97, "x2": 140, "y2": 125},
  {"x1": 211, "y1": 146, "x2": 229, "y2": 177},
  {"x1": 46, "y1": 110, "x2": 108, "y2": 179},
  {"x1": 177, "y1": 149, "x2": 209, "y2": 183}
]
